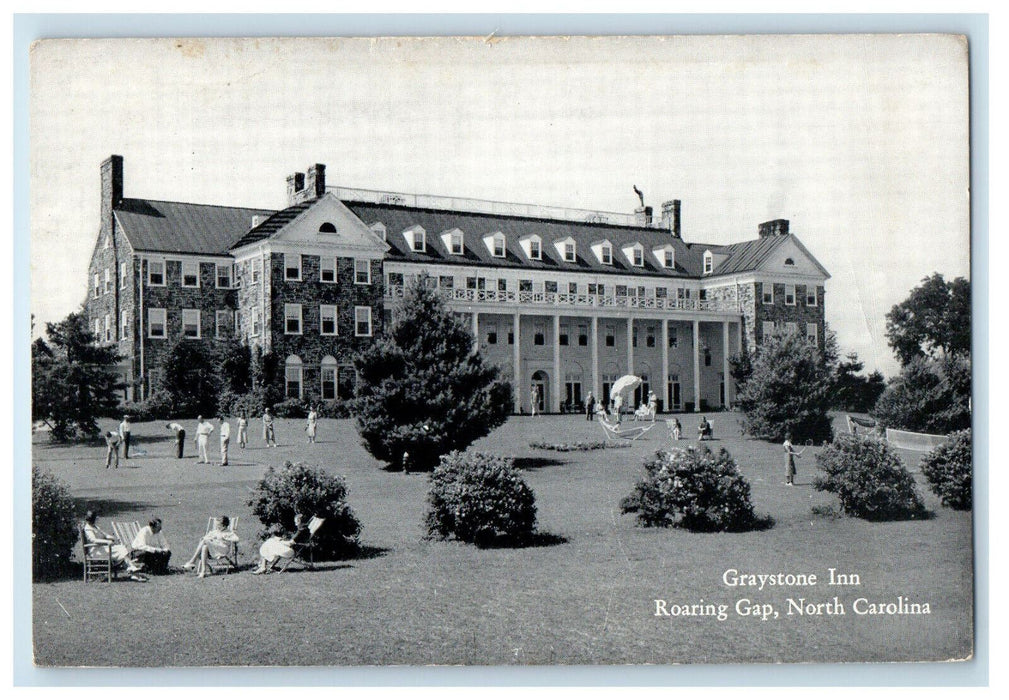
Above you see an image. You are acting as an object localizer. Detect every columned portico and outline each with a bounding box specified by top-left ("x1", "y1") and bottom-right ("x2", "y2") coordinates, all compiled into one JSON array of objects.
[
  {"x1": 552, "y1": 314, "x2": 562, "y2": 412},
  {"x1": 471, "y1": 312, "x2": 479, "y2": 353},
  {"x1": 512, "y1": 311, "x2": 521, "y2": 413},
  {"x1": 626, "y1": 317, "x2": 634, "y2": 376},
  {"x1": 591, "y1": 316, "x2": 600, "y2": 397},
  {"x1": 661, "y1": 319, "x2": 670, "y2": 412},
  {"x1": 723, "y1": 321, "x2": 731, "y2": 407},
  {"x1": 692, "y1": 319, "x2": 701, "y2": 412}
]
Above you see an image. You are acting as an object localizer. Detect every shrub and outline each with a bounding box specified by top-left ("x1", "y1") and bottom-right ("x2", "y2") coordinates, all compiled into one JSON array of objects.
[
  {"x1": 528, "y1": 440, "x2": 630, "y2": 452},
  {"x1": 121, "y1": 389, "x2": 175, "y2": 422},
  {"x1": 32, "y1": 467, "x2": 79, "y2": 580},
  {"x1": 248, "y1": 461, "x2": 362, "y2": 560},
  {"x1": 919, "y1": 429, "x2": 972, "y2": 510},
  {"x1": 620, "y1": 447, "x2": 766, "y2": 532},
  {"x1": 425, "y1": 452, "x2": 537, "y2": 546},
  {"x1": 735, "y1": 331, "x2": 834, "y2": 444},
  {"x1": 873, "y1": 354, "x2": 971, "y2": 434},
  {"x1": 271, "y1": 398, "x2": 309, "y2": 419},
  {"x1": 814, "y1": 434, "x2": 927, "y2": 521}
]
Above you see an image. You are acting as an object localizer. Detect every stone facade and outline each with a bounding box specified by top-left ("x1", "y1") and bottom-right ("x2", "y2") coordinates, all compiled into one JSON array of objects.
[{"x1": 754, "y1": 282, "x2": 826, "y2": 349}]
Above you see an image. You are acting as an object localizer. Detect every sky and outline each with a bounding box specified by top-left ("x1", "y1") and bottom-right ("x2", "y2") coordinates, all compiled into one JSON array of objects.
[{"x1": 29, "y1": 35, "x2": 970, "y2": 376}]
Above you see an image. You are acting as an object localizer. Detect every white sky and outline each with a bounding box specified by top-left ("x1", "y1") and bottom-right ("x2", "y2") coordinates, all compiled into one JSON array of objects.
[{"x1": 29, "y1": 35, "x2": 970, "y2": 375}]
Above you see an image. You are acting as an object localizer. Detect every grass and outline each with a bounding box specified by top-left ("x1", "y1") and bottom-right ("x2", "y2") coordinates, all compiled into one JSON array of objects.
[{"x1": 31, "y1": 412, "x2": 972, "y2": 666}]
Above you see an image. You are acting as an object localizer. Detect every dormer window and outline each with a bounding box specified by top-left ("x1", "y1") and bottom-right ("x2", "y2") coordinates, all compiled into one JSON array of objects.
[
  {"x1": 319, "y1": 222, "x2": 337, "y2": 234},
  {"x1": 403, "y1": 225, "x2": 427, "y2": 253},
  {"x1": 441, "y1": 229, "x2": 465, "y2": 256},
  {"x1": 554, "y1": 237, "x2": 577, "y2": 263},
  {"x1": 703, "y1": 251, "x2": 714, "y2": 275},
  {"x1": 592, "y1": 240, "x2": 613, "y2": 265},
  {"x1": 623, "y1": 243, "x2": 645, "y2": 267},
  {"x1": 653, "y1": 244, "x2": 675, "y2": 269},
  {"x1": 520, "y1": 235, "x2": 543, "y2": 261},
  {"x1": 483, "y1": 232, "x2": 507, "y2": 258},
  {"x1": 369, "y1": 222, "x2": 387, "y2": 241}
]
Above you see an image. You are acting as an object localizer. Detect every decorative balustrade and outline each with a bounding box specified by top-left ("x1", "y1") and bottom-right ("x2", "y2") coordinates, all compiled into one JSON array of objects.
[{"x1": 384, "y1": 285, "x2": 738, "y2": 314}]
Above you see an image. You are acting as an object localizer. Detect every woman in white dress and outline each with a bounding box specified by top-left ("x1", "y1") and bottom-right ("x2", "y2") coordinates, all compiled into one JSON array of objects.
[
  {"x1": 306, "y1": 407, "x2": 318, "y2": 444},
  {"x1": 82, "y1": 511, "x2": 147, "y2": 581},
  {"x1": 251, "y1": 514, "x2": 312, "y2": 574},
  {"x1": 182, "y1": 516, "x2": 239, "y2": 578}
]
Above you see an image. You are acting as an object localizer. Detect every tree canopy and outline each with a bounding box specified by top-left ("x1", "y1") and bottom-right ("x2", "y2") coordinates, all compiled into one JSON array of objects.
[
  {"x1": 353, "y1": 275, "x2": 513, "y2": 471},
  {"x1": 885, "y1": 273, "x2": 970, "y2": 366}
]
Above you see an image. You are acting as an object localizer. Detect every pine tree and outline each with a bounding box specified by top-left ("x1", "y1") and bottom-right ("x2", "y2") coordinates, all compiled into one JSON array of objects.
[{"x1": 353, "y1": 275, "x2": 513, "y2": 471}]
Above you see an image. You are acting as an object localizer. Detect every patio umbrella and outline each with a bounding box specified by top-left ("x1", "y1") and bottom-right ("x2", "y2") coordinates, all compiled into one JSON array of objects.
[{"x1": 610, "y1": 374, "x2": 642, "y2": 397}]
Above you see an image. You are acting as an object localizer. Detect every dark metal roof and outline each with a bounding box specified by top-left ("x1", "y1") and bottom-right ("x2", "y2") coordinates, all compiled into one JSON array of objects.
[
  {"x1": 115, "y1": 198, "x2": 276, "y2": 256},
  {"x1": 707, "y1": 235, "x2": 789, "y2": 275},
  {"x1": 230, "y1": 201, "x2": 315, "y2": 249}
]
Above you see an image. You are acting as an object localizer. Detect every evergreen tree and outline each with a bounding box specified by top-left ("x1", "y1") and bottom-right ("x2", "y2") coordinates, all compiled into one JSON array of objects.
[
  {"x1": 832, "y1": 351, "x2": 886, "y2": 413},
  {"x1": 32, "y1": 311, "x2": 122, "y2": 441},
  {"x1": 353, "y1": 275, "x2": 513, "y2": 471},
  {"x1": 885, "y1": 273, "x2": 970, "y2": 366},
  {"x1": 736, "y1": 330, "x2": 834, "y2": 443}
]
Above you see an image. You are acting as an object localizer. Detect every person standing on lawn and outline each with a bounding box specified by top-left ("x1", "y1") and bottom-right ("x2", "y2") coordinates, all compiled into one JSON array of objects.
[
  {"x1": 218, "y1": 416, "x2": 230, "y2": 466},
  {"x1": 530, "y1": 385, "x2": 539, "y2": 417},
  {"x1": 131, "y1": 518, "x2": 172, "y2": 574},
  {"x1": 783, "y1": 434, "x2": 802, "y2": 486},
  {"x1": 647, "y1": 391, "x2": 658, "y2": 421},
  {"x1": 237, "y1": 411, "x2": 248, "y2": 448},
  {"x1": 118, "y1": 415, "x2": 132, "y2": 459},
  {"x1": 262, "y1": 408, "x2": 277, "y2": 447},
  {"x1": 306, "y1": 406, "x2": 318, "y2": 444},
  {"x1": 166, "y1": 422, "x2": 186, "y2": 458},
  {"x1": 103, "y1": 431, "x2": 121, "y2": 469},
  {"x1": 194, "y1": 416, "x2": 214, "y2": 464},
  {"x1": 585, "y1": 391, "x2": 595, "y2": 421}
]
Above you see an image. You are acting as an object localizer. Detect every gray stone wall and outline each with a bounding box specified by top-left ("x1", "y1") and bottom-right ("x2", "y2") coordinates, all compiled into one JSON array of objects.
[{"x1": 754, "y1": 282, "x2": 826, "y2": 349}]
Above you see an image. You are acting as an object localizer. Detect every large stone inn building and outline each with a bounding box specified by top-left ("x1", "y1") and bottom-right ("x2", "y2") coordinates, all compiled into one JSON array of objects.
[{"x1": 85, "y1": 155, "x2": 829, "y2": 414}]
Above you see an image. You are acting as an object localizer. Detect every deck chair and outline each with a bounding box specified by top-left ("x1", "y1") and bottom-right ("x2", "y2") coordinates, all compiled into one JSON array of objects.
[
  {"x1": 203, "y1": 516, "x2": 239, "y2": 574},
  {"x1": 111, "y1": 521, "x2": 142, "y2": 556},
  {"x1": 846, "y1": 415, "x2": 878, "y2": 436},
  {"x1": 279, "y1": 516, "x2": 325, "y2": 572},
  {"x1": 666, "y1": 419, "x2": 683, "y2": 441},
  {"x1": 598, "y1": 415, "x2": 655, "y2": 442},
  {"x1": 697, "y1": 420, "x2": 714, "y2": 440},
  {"x1": 80, "y1": 525, "x2": 116, "y2": 583}
]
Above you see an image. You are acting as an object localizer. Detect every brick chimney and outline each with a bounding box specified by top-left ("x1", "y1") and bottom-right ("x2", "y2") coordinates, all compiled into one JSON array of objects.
[
  {"x1": 758, "y1": 219, "x2": 790, "y2": 238},
  {"x1": 286, "y1": 172, "x2": 306, "y2": 205},
  {"x1": 661, "y1": 200, "x2": 681, "y2": 238},
  {"x1": 101, "y1": 155, "x2": 124, "y2": 234},
  {"x1": 634, "y1": 206, "x2": 653, "y2": 227},
  {"x1": 287, "y1": 164, "x2": 327, "y2": 205}
]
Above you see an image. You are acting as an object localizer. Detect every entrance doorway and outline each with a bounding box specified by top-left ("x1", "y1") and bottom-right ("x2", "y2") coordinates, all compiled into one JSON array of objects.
[{"x1": 531, "y1": 370, "x2": 548, "y2": 414}]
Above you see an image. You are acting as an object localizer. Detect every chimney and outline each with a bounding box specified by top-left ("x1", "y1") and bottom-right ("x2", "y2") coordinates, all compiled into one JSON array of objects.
[
  {"x1": 305, "y1": 163, "x2": 326, "y2": 200},
  {"x1": 286, "y1": 172, "x2": 306, "y2": 205},
  {"x1": 634, "y1": 205, "x2": 653, "y2": 227},
  {"x1": 758, "y1": 219, "x2": 790, "y2": 238},
  {"x1": 101, "y1": 155, "x2": 124, "y2": 233},
  {"x1": 661, "y1": 200, "x2": 681, "y2": 238}
]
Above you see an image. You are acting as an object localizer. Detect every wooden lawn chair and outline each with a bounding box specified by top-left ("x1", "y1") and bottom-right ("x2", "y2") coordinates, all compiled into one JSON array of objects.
[
  {"x1": 279, "y1": 516, "x2": 325, "y2": 572},
  {"x1": 203, "y1": 516, "x2": 239, "y2": 574},
  {"x1": 80, "y1": 525, "x2": 116, "y2": 583}
]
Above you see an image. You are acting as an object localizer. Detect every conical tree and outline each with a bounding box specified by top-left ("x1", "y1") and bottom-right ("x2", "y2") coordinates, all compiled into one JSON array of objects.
[{"x1": 353, "y1": 275, "x2": 513, "y2": 471}]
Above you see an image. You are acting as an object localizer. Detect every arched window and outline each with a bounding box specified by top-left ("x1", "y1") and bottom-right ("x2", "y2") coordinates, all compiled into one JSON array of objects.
[
  {"x1": 319, "y1": 222, "x2": 337, "y2": 234},
  {"x1": 320, "y1": 355, "x2": 338, "y2": 400},
  {"x1": 285, "y1": 355, "x2": 303, "y2": 399},
  {"x1": 784, "y1": 257, "x2": 795, "y2": 266}
]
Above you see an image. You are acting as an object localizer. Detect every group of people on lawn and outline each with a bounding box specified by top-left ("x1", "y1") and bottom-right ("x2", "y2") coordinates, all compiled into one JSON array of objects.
[
  {"x1": 581, "y1": 390, "x2": 660, "y2": 424},
  {"x1": 104, "y1": 407, "x2": 323, "y2": 467},
  {"x1": 82, "y1": 510, "x2": 314, "y2": 582}
]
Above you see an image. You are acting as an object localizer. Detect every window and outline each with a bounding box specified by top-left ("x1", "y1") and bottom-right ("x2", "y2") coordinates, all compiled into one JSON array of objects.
[
  {"x1": 492, "y1": 235, "x2": 506, "y2": 258},
  {"x1": 285, "y1": 356, "x2": 303, "y2": 399},
  {"x1": 806, "y1": 287, "x2": 818, "y2": 306},
  {"x1": 148, "y1": 308, "x2": 167, "y2": 338},
  {"x1": 544, "y1": 281, "x2": 558, "y2": 294},
  {"x1": 656, "y1": 287, "x2": 668, "y2": 298},
  {"x1": 528, "y1": 239, "x2": 541, "y2": 260},
  {"x1": 320, "y1": 257, "x2": 337, "y2": 283},
  {"x1": 182, "y1": 261, "x2": 200, "y2": 288},
  {"x1": 578, "y1": 325, "x2": 588, "y2": 346},
  {"x1": 103, "y1": 268, "x2": 111, "y2": 294},
  {"x1": 664, "y1": 250, "x2": 675, "y2": 268},
  {"x1": 646, "y1": 327, "x2": 656, "y2": 348},
  {"x1": 632, "y1": 248, "x2": 644, "y2": 267},
  {"x1": 534, "y1": 323, "x2": 545, "y2": 346},
  {"x1": 320, "y1": 305, "x2": 338, "y2": 336},
  {"x1": 216, "y1": 264, "x2": 232, "y2": 289},
  {"x1": 563, "y1": 242, "x2": 576, "y2": 262},
  {"x1": 616, "y1": 285, "x2": 628, "y2": 297},
  {"x1": 321, "y1": 358, "x2": 338, "y2": 400},
  {"x1": 215, "y1": 310, "x2": 230, "y2": 339},
  {"x1": 632, "y1": 328, "x2": 638, "y2": 347},
  {"x1": 385, "y1": 272, "x2": 404, "y2": 287},
  {"x1": 319, "y1": 222, "x2": 337, "y2": 234},
  {"x1": 449, "y1": 232, "x2": 464, "y2": 255},
  {"x1": 285, "y1": 304, "x2": 302, "y2": 335},
  {"x1": 284, "y1": 253, "x2": 302, "y2": 281},
  {"x1": 762, "y1": 321, "x2": 776, "y2": 338},
  {"x1": 121, "y1": 310, "x2": 129, "y2": 339},
  {"x1": 785, "y1": 284, "x2": 796, "y2": 306},
  {"x1": 148, "y1": 260, "x2": 165, "y2": 286},
  {"x1": 355, "y1": 306, "x2": 373, "y2": 337},
  {"x1": 559, "y1": 326, "x2": 569, "y2": 346},
  {"x1": 182, "y1": 309, "x2": 201, "y2": 338},
  {"x1": 601, "y1": 245, "x2": 612, "y2": 265},
  {"x1": 354, "y1": 259, "x2": 371, "y2": 284},
  {"x1": 251, "y1": 307, "x2": 261, "y2": 337},
  {"x1": 93, "y1": 273, "x2": 100, "y2": 298},
  {"x1": 251, "y1": 259, "x2": 261, "y2": 284},
  {"x1": 605, "y1": 325, "x2": 615, "y2": 347},
  {"x1": 120, "y1": 262, "x2": 128, "y2": 289},
  {"x1": 699, "y1": 289, "x2": 707, "y2": 301},
  {"x1": 519, "y1": 279, "x2": 533, "y2": 292},
  {"x1": 806, "y1": 323, "x2": 819, "y2": 344},
  {"x1": 703, "y1": 251, "x2": 713, "y2": 274},
  {"x1": 784, "y1": 257, "x2": 795, "y2": 266},
  {"x1": 439, "y1": 275, "x2": 454, "y2": 289},
  {"x1": 104, "y1": 314, "x2": 111, "y2": 342},
  {"x1": 94, "y1": 318, "x2": 101, "y2": 340},
  {"x1": 498, "y1": 279, "x2": 507, "y2": 292},
  {"x1": 762, "y1": 283, "x2": 774, "y2": 304},
  {"x1": 568, "y1": 282, "x2": 578, "y2": 294},
  {"x1": 486, "y1": 325, "x2": 498, "y2": 345},
  {"x1": 668, "y1": 327, "x2": 678, "y2": 348}
]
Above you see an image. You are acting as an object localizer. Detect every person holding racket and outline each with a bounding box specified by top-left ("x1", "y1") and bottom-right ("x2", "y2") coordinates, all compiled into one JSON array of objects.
[{"x1": 783, "y1": 433, "x2": 806, "y2": 486}]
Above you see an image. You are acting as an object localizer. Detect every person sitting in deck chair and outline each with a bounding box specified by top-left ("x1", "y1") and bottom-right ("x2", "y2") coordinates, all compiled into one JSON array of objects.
[
  {"x1": 251, "y1": 514, "x2": 312, "y2": 574},
  {"x1": 182, "y1": 516, "x2": 239, "y2": 578},
  {"x1": 82, "y1": 510, "x2": 147, "y2": 581},
  {"x1": 697, "y1": 416, "x2": 713, "y2": 441}
]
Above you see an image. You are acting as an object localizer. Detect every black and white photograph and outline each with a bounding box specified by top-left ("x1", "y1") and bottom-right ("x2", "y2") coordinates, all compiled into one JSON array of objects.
[{"x1": 26, "y1": 32, "x2": 976, "y2": 670}]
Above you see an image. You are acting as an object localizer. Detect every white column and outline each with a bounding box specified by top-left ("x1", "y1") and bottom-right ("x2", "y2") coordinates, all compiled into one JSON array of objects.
[
  {"x1": 591, "y1": 315, "x2": 600, "y2": 397},
  {"x1": 693, "y1": 319, "x2": 701, "y2": 412},
  {"x1": 661, "y1": 319, "x2": 670, "y2": 413},
  {"x1": 626, "y1": 317, "x2": 634, "y2": 375},
  {"x1": 552, "y1": 314, "x2": 562, "y2": 412},
  {"x1": 513, "y1": 312, "x2": 521, "y2": 414},
  {"x1": 738, "y1": 319, "x2": 744, "y2": 354},
  {"x1": 471, "y1": 311, "x2": 479, "y2": 353},
  {"x1": 723, "y1": 321, "x2": 731, "y2": 407}
]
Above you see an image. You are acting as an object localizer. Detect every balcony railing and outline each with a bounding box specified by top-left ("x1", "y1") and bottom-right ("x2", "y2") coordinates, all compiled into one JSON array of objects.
[{"x1": 384, "y1": 285, "x2": 739, "y2": 313}]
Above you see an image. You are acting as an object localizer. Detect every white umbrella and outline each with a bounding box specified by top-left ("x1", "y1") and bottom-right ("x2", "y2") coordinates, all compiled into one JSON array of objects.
[{"x1": 610, "y1": 374, "x2": 642, "y2": 397}]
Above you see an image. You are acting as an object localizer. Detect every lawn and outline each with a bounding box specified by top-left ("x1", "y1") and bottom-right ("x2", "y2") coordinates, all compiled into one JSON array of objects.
[{"x1": 31, "y1": 412, "x2": 973, "y2": 666}]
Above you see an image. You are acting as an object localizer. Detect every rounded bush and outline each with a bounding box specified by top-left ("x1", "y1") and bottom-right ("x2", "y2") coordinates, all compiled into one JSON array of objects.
[
  {"x1": 32, "y1": 467, "x2": 79, "y2": 580},
  {"x1": 248, "y1": 461, "x2": 362, "y2": 560},
  {"x1": 620, "y1": 447, "x2": 766, "y2": 532},
  {"x1": 814, "y1": 434, "x2": 926, "y2": 521},
  {"x1": 919, "y1": 429, "x2": 972, "y2": 510},
  {"x1": 425, "y1": 452, "x2": 537, "y2": 546}
]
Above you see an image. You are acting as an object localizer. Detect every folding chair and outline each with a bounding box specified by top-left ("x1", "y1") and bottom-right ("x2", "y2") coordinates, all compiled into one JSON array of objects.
[
  {"x1": 111, "y1": 521, "x2": 141, "y2": 556},
  {"x1": 203, "y1": 516, "x2": 239, "y2": 574},
  {"x1": 80, "y1": 525, "x2": 115, "y2": 583},
  {"x1": 279, "y1": 516, "x2": 325, "y2": 572},
  {"x1": 597, "y1": 415, "x2": 655, "y2": 442}
]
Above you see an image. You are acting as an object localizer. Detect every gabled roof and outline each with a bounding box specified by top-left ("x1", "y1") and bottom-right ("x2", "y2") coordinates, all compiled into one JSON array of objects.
[
  {"x1": 692, "y1": 234, "x2": 830, "y2": 278},
  {"x1": 229, "y1": 201, "x2": 315, "y2": 249},
  {"x1": 114, "y1": 198, "x2": 276, "y2": 256},
  {"x1": 341, "y1": 201, "x2": 706, "y2": 278}
]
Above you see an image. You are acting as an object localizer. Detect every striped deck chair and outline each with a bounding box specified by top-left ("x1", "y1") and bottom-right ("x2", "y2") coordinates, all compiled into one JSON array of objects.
[
  {"x1": 110, "y1": 521, "x2": 142, "y2": 556},
  {"x1": 279, "y1": 516, "x2": 325, "y2": 572},
  {"x1": 598, "y1": 415, "x2": 655, "y2": 442},
  {"x1": 203, "y1": 516, "x2": 240, "y2": 574}
]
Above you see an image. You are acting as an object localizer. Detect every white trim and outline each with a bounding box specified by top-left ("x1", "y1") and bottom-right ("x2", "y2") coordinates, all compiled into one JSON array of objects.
[
  {"x1": 182, "y1": 309, "x2": 201, "y2": 339},
  {"x1": 147, "y1": 259, "x2": 166, "y2": 286},
  {"x1": 181, "y1": 260, "x2": 201, "y2": 288},
  {"x1": 441, "y1": 228, "x2": 465, "y2": 256},
  {"x1": 215, "y1": 310, "x2": 230, "y2": 339},
  {"x1": 354, "y1": 258, "x2": 371, "y2": 285},
  {"x1": 761, "y1": 282, "x2": 774, "y2": 305},
  {"x1": 320, "y1": 304, "x2": 338, "y2": 336},
  {"x1": 320, "y1": 256, "x2": 337, "y2": 283},
  {"x1": 148, "y1": 308, "x2": 167, "y2": 338},
  {"x1": 120, "y1": 261, "x2": 129, "y2": 289},
  {"x1": 785, "y1": 284, "x2": 796, "y2": 306},
  {"x1": 284, "y1": 253, "x2": 303, "y2": 281},
  {"x1": 215, "y1": 263, "x2": 233, "y2": 289},
  {"x1": 284, "y1": 303, "x2": 303, "y2": 335},
  {"x1": 354, "y1": 306, "x2": 373, "y2": 337}
]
